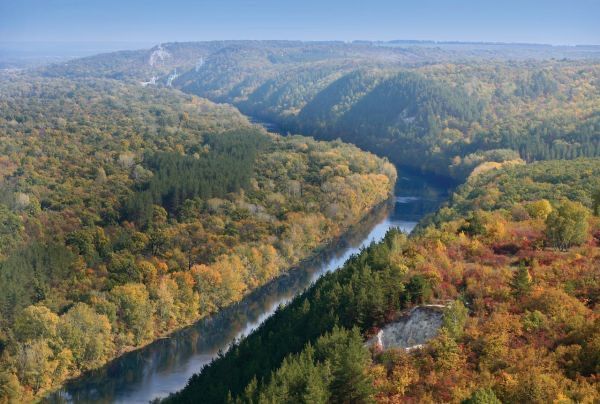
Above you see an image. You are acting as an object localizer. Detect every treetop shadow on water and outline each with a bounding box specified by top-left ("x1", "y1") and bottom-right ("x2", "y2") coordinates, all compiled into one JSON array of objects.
[{"x1": 43, "y1": 173, "x2": 449, "y2": 404}]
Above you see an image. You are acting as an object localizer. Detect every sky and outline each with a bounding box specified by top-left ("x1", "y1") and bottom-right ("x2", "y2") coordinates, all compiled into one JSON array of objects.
[{"x1": 1, "y1": 0, "x2": 599, "y2": 46}]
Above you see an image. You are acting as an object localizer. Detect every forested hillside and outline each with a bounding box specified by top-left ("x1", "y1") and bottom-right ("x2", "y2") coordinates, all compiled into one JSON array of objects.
[
  {"x1": 0, "y1": 73, "x2": 395, "y2": 401},
  {"x1": 165, "y1": 158, "x2": 600, "y2": 403},
  {"x1": 2, "y1": 40, "x2": 599, "y2": 402},
  {"x1": 214, "y1": 62, "x2": 600, "y2": 180},
  {"x1": 43, "y1": 41, "x2": 600, "y2": 180}
]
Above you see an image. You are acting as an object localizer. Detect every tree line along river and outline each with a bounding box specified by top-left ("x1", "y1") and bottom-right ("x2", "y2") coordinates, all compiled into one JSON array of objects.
[{"x1": 45, "y1": 119, "x2": 453, "y2": 403}]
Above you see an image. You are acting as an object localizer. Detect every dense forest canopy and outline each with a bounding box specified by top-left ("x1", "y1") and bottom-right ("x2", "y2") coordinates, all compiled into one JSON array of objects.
[
  {"x1": 0, "y1": 40, "x2": 599, "y2": 402},
  {"x1": 0, "y1": 74, "x2": 395, "y2": 401},
  {"x1": 166, "y1": 158, "x2": 600, "y2": 403},
  {"x1": 124, "y1": 131, "x2": 270, "y2": 226},
  {"x1": 40, "y1": 41, "x2": 600, "y2": 180}
]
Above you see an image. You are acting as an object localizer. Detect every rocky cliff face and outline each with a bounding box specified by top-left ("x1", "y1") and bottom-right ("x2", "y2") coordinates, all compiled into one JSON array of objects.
[{"x1": 367, "y1": 305, "x2": 445, "y2": 350}]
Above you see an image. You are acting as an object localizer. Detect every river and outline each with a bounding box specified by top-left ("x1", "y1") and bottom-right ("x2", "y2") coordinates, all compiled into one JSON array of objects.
[{"x1": 44, "y1": 172, "x2": 450, "y2": 404}]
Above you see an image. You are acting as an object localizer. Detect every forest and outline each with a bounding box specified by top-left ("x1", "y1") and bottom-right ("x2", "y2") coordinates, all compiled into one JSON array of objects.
[
  {"x1": 0, "y1": 40, "x2": 599, "y2": 403},
  {"x1": 165, "y1": 158, "x2": 600, "y2": 403},
  {"x1": 0, "y1": 74, "x2": 395, "y2": 401},
  {"x1": 219, "y1": 62, "x2": 600, "y2": 180},
  {"x1": 41, "y1": 41, "x2": 600, "y2": 181}
]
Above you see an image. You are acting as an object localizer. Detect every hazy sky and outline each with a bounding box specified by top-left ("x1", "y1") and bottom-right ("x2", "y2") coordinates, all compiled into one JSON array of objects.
[{"x1": 1, "y1": 0, "x2": 599, "y2": 45}]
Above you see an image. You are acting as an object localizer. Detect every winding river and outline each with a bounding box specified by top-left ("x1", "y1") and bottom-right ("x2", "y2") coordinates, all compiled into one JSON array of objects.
[{"x1": 45, "y1": 172, "x2": 450, "y2": 404}]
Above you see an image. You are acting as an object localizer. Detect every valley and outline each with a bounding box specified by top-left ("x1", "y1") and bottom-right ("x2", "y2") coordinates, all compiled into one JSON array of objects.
[
  {"x1": 0, "y1": 73, "x2": 395, "y2": 401},
  {"x1": 0, "y1": 40, "x2": 598, "y2": 403},
  {"x1": 44, "y1": 173, "x2": 449, "y2": 403}
]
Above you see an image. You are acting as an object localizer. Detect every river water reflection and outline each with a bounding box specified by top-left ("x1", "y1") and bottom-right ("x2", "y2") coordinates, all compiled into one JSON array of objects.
[{"x1": 45, "y1": 173, "x2": 450, "y2": 403}]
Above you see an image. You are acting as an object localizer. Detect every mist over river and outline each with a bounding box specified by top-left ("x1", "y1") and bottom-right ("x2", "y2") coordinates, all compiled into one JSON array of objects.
[{"x1": 44, "y1": 171, "x2": 450, "y2": 403}]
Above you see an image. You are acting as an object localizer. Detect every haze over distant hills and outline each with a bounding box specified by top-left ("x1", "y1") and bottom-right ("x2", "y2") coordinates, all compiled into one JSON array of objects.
[
  {"x1": 0, "y1": 41, "x2": 154, "y2": 69},
  {"x1": 1, "y1": 35, "x2": 599, "y2": 403},
  {"x1": 2, "y1": 39, "x2": 600, "y2": 70},
  {"x1": 31, "y1": 39, "x2": 600, "y2": 181}
]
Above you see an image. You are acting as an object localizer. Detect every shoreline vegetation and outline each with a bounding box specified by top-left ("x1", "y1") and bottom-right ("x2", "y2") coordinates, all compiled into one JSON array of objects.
[
  {"x1": 38, "y1": 41, "x2": 600, "y2": 182},
  {"x1": 42, "y1": 195, "x2": 396, "y2": 401},
  {"x1": 164, "y1": 158, "x2": 600, "y2": 403},
  {"x1": 0, "y1": 76, "x2": 395, "y2": 401},
  {"x1": 0, "y1": 40, "x2": 599, "y2": 403}
]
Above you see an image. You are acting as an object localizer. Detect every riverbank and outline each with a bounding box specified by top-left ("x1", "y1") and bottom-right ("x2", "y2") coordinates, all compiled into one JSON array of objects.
[
  {"x1": 43, "y1": 171, "x2": 450, "y2": 403},
  {"x1": 44, "y1": 199, "x2": 394, "y2": 403}
]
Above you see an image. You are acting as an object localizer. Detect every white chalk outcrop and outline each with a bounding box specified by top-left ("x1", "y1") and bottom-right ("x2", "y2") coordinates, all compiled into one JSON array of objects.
[
  {"x1": 367, "y1": 305, "x2": 445, "y2": 350},
  {"x1": 149, "y1": 44, "x2": 171, "y2": 67}
]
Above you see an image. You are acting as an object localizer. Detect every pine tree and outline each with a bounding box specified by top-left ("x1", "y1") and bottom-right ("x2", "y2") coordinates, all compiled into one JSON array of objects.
[
  {"x1": 511, "y1": 263, "x2": 532, "y2": 297},
  {"x1": 324, "y1": 328, "x2": 374, "y2": 404}
]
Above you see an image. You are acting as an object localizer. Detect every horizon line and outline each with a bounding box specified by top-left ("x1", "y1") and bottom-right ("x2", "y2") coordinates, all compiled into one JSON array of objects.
[{"x1": 1, "y1": 39, "x2": 599, "y2": 48}]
